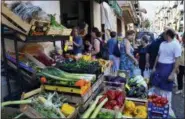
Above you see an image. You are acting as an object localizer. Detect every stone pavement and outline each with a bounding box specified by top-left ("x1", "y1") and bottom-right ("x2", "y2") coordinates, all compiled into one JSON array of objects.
[{"x1": 172, "y1": 90, "x2": 185, "y2": 118}]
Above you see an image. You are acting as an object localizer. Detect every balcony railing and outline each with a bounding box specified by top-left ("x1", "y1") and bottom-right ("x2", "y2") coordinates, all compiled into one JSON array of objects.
[{"x1": 173, "y1": 1, "x2": 178, "y2": 8}]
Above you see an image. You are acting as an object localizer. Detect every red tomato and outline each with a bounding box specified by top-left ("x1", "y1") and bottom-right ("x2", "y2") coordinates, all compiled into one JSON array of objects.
[
  {"x1": 40, "y1": 77, "x2": 47, "y2": 83},
  {"x1": 157, "y1": 104, "x2": 162, "y2": 107}
]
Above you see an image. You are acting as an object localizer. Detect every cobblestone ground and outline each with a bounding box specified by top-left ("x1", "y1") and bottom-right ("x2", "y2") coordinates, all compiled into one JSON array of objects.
[{"x1": 172, "y1": 89, "x2": 185, "y2": 118}]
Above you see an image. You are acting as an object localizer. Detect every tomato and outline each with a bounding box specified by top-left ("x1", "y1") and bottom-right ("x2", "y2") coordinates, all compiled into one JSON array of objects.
[
  {"x1": 152, "y1": 99, "x2": 157, "y2": 103},
  {"x1": 157, "y1": 104, "x2": 162, "y2": 107},
  {"x1": 152, "y1": 94, "x2": 157, "y2": 99},
  {"x1": 148, "y1": 99, "x2": 152, "y2": 102},
  {"x1": 157, "y1": 100, "x2": 161, "y2": 104},
  {"x1": 40, "y1": 77, "x2": 47, "y2": 83}
]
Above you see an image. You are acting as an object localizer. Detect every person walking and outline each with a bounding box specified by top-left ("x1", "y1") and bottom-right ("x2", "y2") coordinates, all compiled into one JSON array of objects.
[
  {"x1": 137, "y1": 35, "x2": 149, "y2": 76},
  {"x1": 119, "y1": 30, "x2": 138, "y2": 77},
  {"x1": 107, "y1": 31, "x2": 119, "y2": 72},
  {"x1": 176, "y1": 32, "x2": 185, "y2": 97},
  {"x1": 146, "y1": 32, "x2": 165, "y2": 69},
  {"x1": 151, "y1": 29, "x2": 182, "y2": 118}
]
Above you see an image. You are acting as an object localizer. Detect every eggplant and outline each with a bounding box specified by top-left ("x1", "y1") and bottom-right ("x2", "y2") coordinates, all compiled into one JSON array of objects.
[{"x1": 114, "y1": 76, "x2": 127, "y2": 83}]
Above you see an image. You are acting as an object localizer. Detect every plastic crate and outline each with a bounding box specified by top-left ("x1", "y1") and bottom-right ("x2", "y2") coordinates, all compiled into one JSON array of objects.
[{"x1": 148, "y1": 102, "x2": 169, "y2": 119}]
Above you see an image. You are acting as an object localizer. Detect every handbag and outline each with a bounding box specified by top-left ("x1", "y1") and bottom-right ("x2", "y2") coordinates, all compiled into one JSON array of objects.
[
  {"x1": 113, "y1": 40, "x2": 121, "y2": 57},
  {"x1": 96, "y1": 38, "x2": 109, "y2": 60}
]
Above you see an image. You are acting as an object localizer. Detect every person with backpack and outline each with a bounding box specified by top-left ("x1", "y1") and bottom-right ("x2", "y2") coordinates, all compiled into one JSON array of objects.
[
  {"x1": 119, "y1": 30, "x2": 138, "y2": 77},
  {"x1": 107, "y1": 31, "x2": 120, "y2": 72},
  {"x1": 91, "y1": 27, "x2": 109, "y2": 60},
  {"x1": 91, "y1": 27, "x2": 101, "y2": 57}
]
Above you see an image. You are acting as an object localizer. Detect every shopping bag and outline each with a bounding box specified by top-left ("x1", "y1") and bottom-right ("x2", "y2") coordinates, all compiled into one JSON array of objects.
[
  {"x1": 143, "y1": 68, "x2": 151, "y2": 83},
  {"x1": 133, "y1": 66, "x2": 141, "y2": 76}
]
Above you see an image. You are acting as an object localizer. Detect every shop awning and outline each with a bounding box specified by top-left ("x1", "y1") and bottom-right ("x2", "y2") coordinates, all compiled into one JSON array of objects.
[{"x1": 108, "y1": 0, "x2": 123, "y2": 17}]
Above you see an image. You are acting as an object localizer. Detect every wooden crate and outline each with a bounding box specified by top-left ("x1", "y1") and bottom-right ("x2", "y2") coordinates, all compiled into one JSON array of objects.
[
  {"x1": 79, "y1": 84, "x2": 103, "y2": 113},
  {"x1": 92, "y1": 75, "x2": 104, "y2": 92},
  {"x1": 42, "y1": 81, "x2": 91, "y2": 95},
  {"x1": 47, "y1": 27, "x2": 72, "y2": 36},
  {"x1": 62, "y1": 88, "x2": 92, "y2": 104},
  {"x1": 29, "y1": 19, "x2": 50, "y2": 36},
  {"x1": 122, "y1": 98, "x2": 148, "y2": 119},
  {"x1": 57, "y1": 76, "x2": 103, "y2": 104},
  {"x1": 1, "y1": 4, "x2": 31, "y2": 35},
  {"x1": 98, "y1": 88, "x2": 126, "y2": 113},
  {"x1": 20, "y1": 88, "x2": 78, "y2": 119}
]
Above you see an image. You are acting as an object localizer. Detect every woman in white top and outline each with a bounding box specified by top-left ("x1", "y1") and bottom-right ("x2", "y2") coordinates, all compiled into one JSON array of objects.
[{"x1": 151, "y1": 29, "x2": 181, "y2": 118}]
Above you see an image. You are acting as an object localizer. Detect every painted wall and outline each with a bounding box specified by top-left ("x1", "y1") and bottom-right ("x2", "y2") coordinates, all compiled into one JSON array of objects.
[{"x1": 93, "y1": 1, "x2": 101, "y2": 31}]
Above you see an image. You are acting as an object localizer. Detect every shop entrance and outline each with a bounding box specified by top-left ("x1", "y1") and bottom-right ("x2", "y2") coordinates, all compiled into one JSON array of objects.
[{"x1": 60, "y1": 0, "x2": 91, "y2": 31}]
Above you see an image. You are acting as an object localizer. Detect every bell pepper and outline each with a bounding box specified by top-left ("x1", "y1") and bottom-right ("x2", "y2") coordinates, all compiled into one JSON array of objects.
[
  {"x1": 106, "y1": 90, "x2": 116, "y2": 100},
  {"x1": 61, "y1": 103, "x2": 75, "y2": 116}
]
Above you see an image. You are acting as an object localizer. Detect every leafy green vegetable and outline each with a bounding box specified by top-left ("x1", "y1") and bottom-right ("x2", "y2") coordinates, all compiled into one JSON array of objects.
[
  {"x1": 37, "y1": 67, "x2": 96, "y2": 82},
  {"x1": 49, "y1": 14, "x2": 66, "y2": 30},
  {"x1": 97, "y1": 112, "x2": 114, "y2": 119},
  {"x1": 56, "y1": 59, "x2": 101, "y2": 75}
]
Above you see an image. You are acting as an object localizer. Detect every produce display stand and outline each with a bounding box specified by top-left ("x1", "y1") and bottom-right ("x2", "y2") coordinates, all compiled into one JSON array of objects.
[
  {"x1": 20, "y1": 88, "x2": 78, "y2": 119},
  {"x1": 57, "y1": 74, "x2": 104, "y2": 105},
  {"x1": 125, "y1": 97, "x2": 148, "y2": 103},
  {"x1": 1, "y1": 25, "x2": 71, "y2": 96}
]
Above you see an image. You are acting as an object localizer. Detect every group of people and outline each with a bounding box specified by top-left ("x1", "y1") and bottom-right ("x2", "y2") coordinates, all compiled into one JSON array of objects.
[
  {"x1": 69, "y1": 22, "x2": 184, "y2": 118},
  {"x1": 69, "y1": 23, "x2": 105, "y2": 59},
  {"x1": 109, "y1": 28, "x2": 184, "y2": 118}
]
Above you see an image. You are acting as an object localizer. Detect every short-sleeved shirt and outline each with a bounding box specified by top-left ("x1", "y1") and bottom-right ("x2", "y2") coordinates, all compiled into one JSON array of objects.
[
  {"x1": 107, "y1": 38, "x2": 117, "y2": 55},
  {"x1": 73, "y1": 36, "x2": 83, "y2": 55},
  {"x1": 158, "y1": 39, "x2": 181, "y2": 64}
]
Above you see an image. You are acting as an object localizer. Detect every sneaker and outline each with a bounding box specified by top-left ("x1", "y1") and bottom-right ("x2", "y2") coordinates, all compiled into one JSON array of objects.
[{"x1": 175, "y1": 90, "x2": 182, "y2": 94}]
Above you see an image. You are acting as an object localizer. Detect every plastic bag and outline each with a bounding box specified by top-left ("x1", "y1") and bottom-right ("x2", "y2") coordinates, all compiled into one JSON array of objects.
[
  {"x1": 133, "y1": 66, "x2": 141, "y2": 77},
  {"x1": 143, "y1": 68, "x2": 151, "y2": 83},
  {"x1": 10, "y1": 2, "x2": 50, "y2": 23}
]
